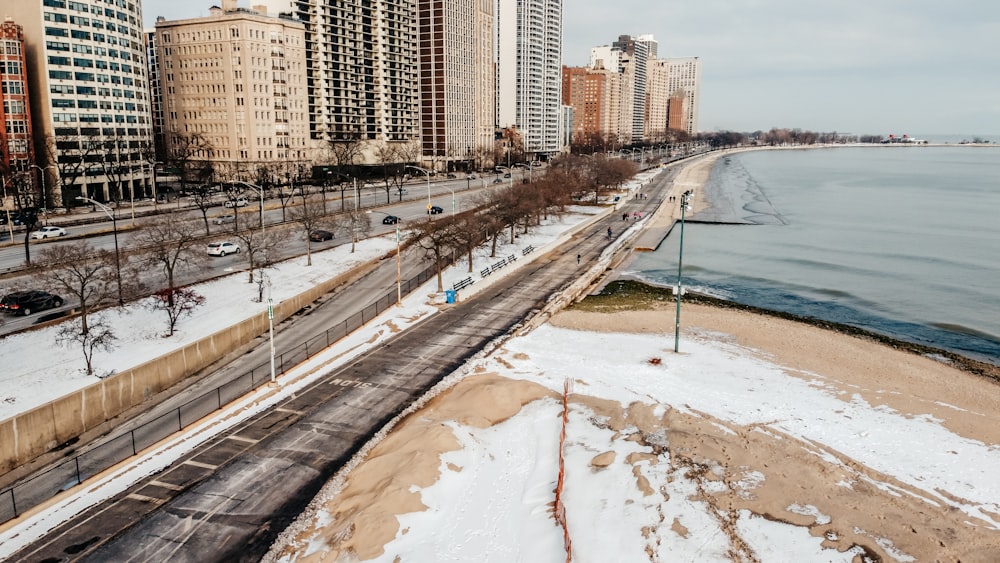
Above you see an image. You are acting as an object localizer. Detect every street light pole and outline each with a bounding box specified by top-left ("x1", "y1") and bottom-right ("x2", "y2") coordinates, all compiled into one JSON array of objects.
[
  {"x1": 76, "y1": 196, "x2": 124, "y2": 306},
  {"x1": 674, "y1": 190, "x2": 692, "y2": 353},
  {"x1": 366, "y1": 210, "x2": 402, "y2": 306},
  {"x1": 405, "y1": 165, "x2": 432, "y2": 213}
]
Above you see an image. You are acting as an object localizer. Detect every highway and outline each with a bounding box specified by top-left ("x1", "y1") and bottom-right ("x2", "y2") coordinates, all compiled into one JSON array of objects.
[
  {"x1": 0, "y1": 176, "x2": 495, "y2": 336},
  {"x1": 1, "y1": 158, "x2": 695, "y2": 561}
]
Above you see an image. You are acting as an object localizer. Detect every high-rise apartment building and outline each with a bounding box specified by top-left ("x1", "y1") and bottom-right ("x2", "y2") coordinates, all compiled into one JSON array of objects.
[
  {"x1": 496, "y1": 0, "x2": 563, "y2": 159},
  {"x1": 589, "y1": 45, "x2": 632, "y2": 143},
  {"x1": 154, "y1": 2, "x2": 309, "y2": 182},
  {"x1": 8, "y1": 0, "x2": 154, "y2": 206},
  {"x1": 645, "y1": 57, "x2": 669, "y2": 141},
  {"x1": 144, "y1": 29, "x2": 166, "y2": 164},
  {"x1": 1, "y1": 17, "x2": 34, "y2": 199},
  {"x1": 562, "y1": 65, "x2": 623, "y2": 150},
  {"x1": 665, "y1": 56, "x2": 700, "y2": 136},
  {"x1": 418, "y1": 0, "x2": 495, "y2": 170},
  {"x1": 285, "y1": 0, "x2": 420, "y2": 166},
  {"x1": 611, "y1": 34, "x2": 655, "y2": 142}
]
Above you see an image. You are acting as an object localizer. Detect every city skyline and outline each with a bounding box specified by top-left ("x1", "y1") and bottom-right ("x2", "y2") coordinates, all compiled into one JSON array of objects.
[{"x1": 142, "y1": 0, "x2": 1000, "y2": 138}]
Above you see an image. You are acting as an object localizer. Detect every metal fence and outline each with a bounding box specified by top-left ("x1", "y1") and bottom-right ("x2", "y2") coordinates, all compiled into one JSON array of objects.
[{"x1": 0, "y1": 260, "x2": 443, "y2": 525}]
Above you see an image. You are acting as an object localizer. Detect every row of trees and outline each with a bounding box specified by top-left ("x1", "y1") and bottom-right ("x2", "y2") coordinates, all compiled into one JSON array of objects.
[{"x1": 9, "y1": 152, "x2": 637, "y2": 375}]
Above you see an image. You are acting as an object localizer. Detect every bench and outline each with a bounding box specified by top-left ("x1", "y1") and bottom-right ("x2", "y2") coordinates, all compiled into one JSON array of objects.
[
  {"x1": 480, "y1": 268, "x2": 491, "y2": 278},
  {"x1": 453, "y1": 277, "x2": 474, "y2": 292},
  {"x1": 521, "y1": 245, "x2": 534, "y2": 256}
]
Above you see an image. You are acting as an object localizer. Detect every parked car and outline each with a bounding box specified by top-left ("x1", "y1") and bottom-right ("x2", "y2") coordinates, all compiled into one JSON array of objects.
[
  {"x1": 382, "y1": 215, "x2": 401, "y2": 225},
  {"x1": 446, "y1": 173, "x2": 457, "y2": 179},
  {"x1": 206, "y1": 241, "x2": 240, "y2": 256},
  {"x1": 10, "y1": 211, "x2": 37, "y2": 226},
  {"x1": 30, "y1": 226, "x2": 67, "y2": 239},
  {"x1": 466, "y1": 174, "x2": 477, "y2": 179},
  {"x1": 503, "y1": 173, "x2": 511, "y2": 178},
  {"x1": 309, "y1": 229, "x2": 334, "y2": 242},
  {"x1": 224, "y1": 197, "x2": 249, "y2": 208},
  {"x1": 213, "y1": 214, "x2": 236, "y2": 225},
  {"x1": 492, "y1": 178, "x2": 504, "y2": 184},
  {"x1": 427, "y1": 205, "x2": 444, "y2": 215},
  {"x1": 1, "y1": 290, "x2": 64, "y2": 316}
]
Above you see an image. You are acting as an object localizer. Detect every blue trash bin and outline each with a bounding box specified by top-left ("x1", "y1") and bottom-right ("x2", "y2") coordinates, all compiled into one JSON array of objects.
[{"x1": 445, "y1": 290, "x2": 456, "y2": 304}]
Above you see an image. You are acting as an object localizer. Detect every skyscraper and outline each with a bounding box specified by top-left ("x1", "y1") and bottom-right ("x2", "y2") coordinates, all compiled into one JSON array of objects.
[
  {"x1": 8, "y1": 0, "x2": 154, "y2": 206},
  {"x1": 287, "y1": 0, "x2": 420, "y2": 166},
  {"x1": 496, "y1": 0, "x2": 563, "y2": 159},
  {"x1": 418, "y1": 0, "x2": 495, "y2": 171},
  {"x1": 665, "y1": 56, "x2": 700, "y2": 136}
]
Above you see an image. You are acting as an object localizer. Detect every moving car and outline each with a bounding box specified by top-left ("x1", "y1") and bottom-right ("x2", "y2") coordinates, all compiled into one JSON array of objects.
[
  {"x1": 224, "y1": 197, "x2": 249, "y2": 208},
  {"x1": 309, "y1": 229, "x2": 334, "y2": 242},
  {"x1": 206, "y1": 241, "x2": 240, "y2": 256},
  {"x1": 30, "y1": 226, "x2": 67, "y2": 239},
  {"x1": 0, "y1": 290, "x2": 64, "y2": 316},
  {"x1": 427, "y1": 205, "x2": 444, "y2": 215},
  {"x1": 213, "y1": 214, "x2": 235, "y2": 225},
  {"x1": 382, "y1": 215, "x2": 400, "y2": 225}
]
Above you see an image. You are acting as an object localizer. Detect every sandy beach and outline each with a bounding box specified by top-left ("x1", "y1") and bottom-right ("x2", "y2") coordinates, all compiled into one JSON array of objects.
[{"x1": 266, "y1": 152, "x2": 1000, "y2": 562}]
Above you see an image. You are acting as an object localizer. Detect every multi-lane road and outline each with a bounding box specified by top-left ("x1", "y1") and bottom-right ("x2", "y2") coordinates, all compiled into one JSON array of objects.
[
  {"x1": 0, "y1": 175, "x2": 499, "y2": 336},
  {"x1": 3, "y1": 163, "x2": 681, "y2": 562}
]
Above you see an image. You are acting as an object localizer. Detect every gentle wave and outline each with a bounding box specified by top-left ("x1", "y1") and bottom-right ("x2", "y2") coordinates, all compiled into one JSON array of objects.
[{"x1": 633, "y1": 146, "x2": 1000, "y2": 365}]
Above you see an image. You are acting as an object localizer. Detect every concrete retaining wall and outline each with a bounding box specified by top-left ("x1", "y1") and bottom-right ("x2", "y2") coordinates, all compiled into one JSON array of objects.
[{"x1": 0, "y1": 259, "x2": 379, "y2": 476}]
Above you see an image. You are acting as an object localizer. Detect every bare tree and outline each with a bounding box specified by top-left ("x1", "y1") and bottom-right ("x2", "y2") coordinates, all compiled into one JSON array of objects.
[
  {"x1": 57, "y1": 316, "x2": 116, "y2": 377},
  {"x1": 44, "y1": 134, "x2": 93, "y2": 208},
  {"x1": 188, "y1": 186, "x2": 220, "y2": 235},
  {"x1": 132, "y1": 213, "x2": 204, "y2": 304},
  {"x1": 289, "y1": 194, "x2": 331, "y2": 266},
  {"x1": 145, "y1": 287, "x2": 205, "y2": 337},
  {"x1": 165, "y1": 129, "x2": 214, "y2": 194},
  {"x1": 234, "y1": 227, "x2": 282, "y2": 285},
  {"x1": 412, "y1": 216, "x2": 459, "y2": 292},
  {"x1": 37, "y1": 241, "x2": 123, "y2": 336},
  {"x1": 449, "y1": 213, "x2": 486, "y2": 273},
  {"x1": 344, "y1": 209, "x2": 372, "y2": 253}
]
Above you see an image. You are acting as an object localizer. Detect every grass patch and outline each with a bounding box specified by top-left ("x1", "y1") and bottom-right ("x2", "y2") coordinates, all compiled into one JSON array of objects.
[{"x1": 570, "y1": 279, "x2": 674, "y2": 312}]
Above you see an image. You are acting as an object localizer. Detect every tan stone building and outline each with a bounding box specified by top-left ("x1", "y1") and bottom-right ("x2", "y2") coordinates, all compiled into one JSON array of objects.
[{"x1": 154, "y1": 1, "x2": 309, "y2": 185}]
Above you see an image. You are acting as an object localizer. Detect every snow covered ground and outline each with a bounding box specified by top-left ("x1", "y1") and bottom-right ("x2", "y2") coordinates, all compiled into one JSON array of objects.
[
  {"x1": 0, "y1": 173, "x2": 626, "y2": 556},
  {"x1": 267, "y1": 316, "x2": 1000, "y2": 562}
]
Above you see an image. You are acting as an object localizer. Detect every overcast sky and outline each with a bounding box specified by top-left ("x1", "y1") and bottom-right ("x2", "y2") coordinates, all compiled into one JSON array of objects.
[{"x1": 142, "y1": 0, "x2": 1000, "y2": 137}]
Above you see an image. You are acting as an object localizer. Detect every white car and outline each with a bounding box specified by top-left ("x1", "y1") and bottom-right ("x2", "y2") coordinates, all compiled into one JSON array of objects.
[
  {"x1": 30, "y1": 226, "x2": 67, "y2": 239},
  {"x1": 213, "y1": 214, "x2": 235, "y2": 225},
  {"x1": 206, "y1": 241, "x2": 240, "y2": 256},
  {"x1": 224, "y1": 197, "x2": 249, "y2": 208}
]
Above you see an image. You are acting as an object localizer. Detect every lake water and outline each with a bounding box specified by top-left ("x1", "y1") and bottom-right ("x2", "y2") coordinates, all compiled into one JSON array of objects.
[{"x1": 628, "y1": 146, "x2": 1000, "y2": 365}]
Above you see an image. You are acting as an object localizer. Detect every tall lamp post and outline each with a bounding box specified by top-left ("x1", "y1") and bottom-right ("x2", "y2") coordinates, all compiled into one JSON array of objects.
[
  {"x1": 674, "y1": 190, "x2": 692, "y2": 353},
  {"x1": 76, "y1": 196, "x2": 123, "y2": 306},
  {"x1": 30, "y1": 164, "x2": 58, "y2": 225},
  {"x1": 366, "y1": 210, "x2": 402, "y2": 306},
  {"x1": 406, "y1": 165, "x2": 432, "y2": 212}
]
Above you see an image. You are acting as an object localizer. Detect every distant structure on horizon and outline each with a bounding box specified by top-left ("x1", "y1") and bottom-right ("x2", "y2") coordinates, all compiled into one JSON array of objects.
[{"x1": 564, "y1": 34, "x2": 700, "y2": 151}]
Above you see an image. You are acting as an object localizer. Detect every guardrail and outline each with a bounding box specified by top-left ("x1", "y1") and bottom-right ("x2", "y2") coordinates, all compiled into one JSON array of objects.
[{"x1": 0, "y1": 258, "x2": 449, "y2": 525}]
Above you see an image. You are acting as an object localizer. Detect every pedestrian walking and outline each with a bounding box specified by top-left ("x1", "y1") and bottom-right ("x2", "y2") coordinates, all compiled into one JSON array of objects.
[
  {"x1": 576, "y1": 254, "x2": 581, "y2": 265},
  {"x1": 607, "y1": 227, "x2": 613, "y2": 238},
  {"x1": 623, "y1": 212, "x2": 628, "y2": 221}
]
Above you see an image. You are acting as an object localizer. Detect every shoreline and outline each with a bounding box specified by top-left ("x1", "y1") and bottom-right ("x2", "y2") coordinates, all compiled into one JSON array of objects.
[
  {"x1": 617, "y1": 146, "x2": 1000, "y2": 372},
  {"x1": 267, "y1": 152, "x2": 1000, "y2": 562}
]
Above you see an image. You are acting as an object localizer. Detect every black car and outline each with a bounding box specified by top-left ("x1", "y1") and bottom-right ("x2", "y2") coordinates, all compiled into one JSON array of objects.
[
  {"x1": 0, "y1": 290, "x2": 64, "y2": 316},
  {"x1": 427, "y1": 205, "x2": 444, "y2": 215},
  {"x1": 308, "y1": 229, "x2": 334, "y2": 242},
  {"x1": 382, "y1": 215, "x2": 400, "y2": 224}
]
